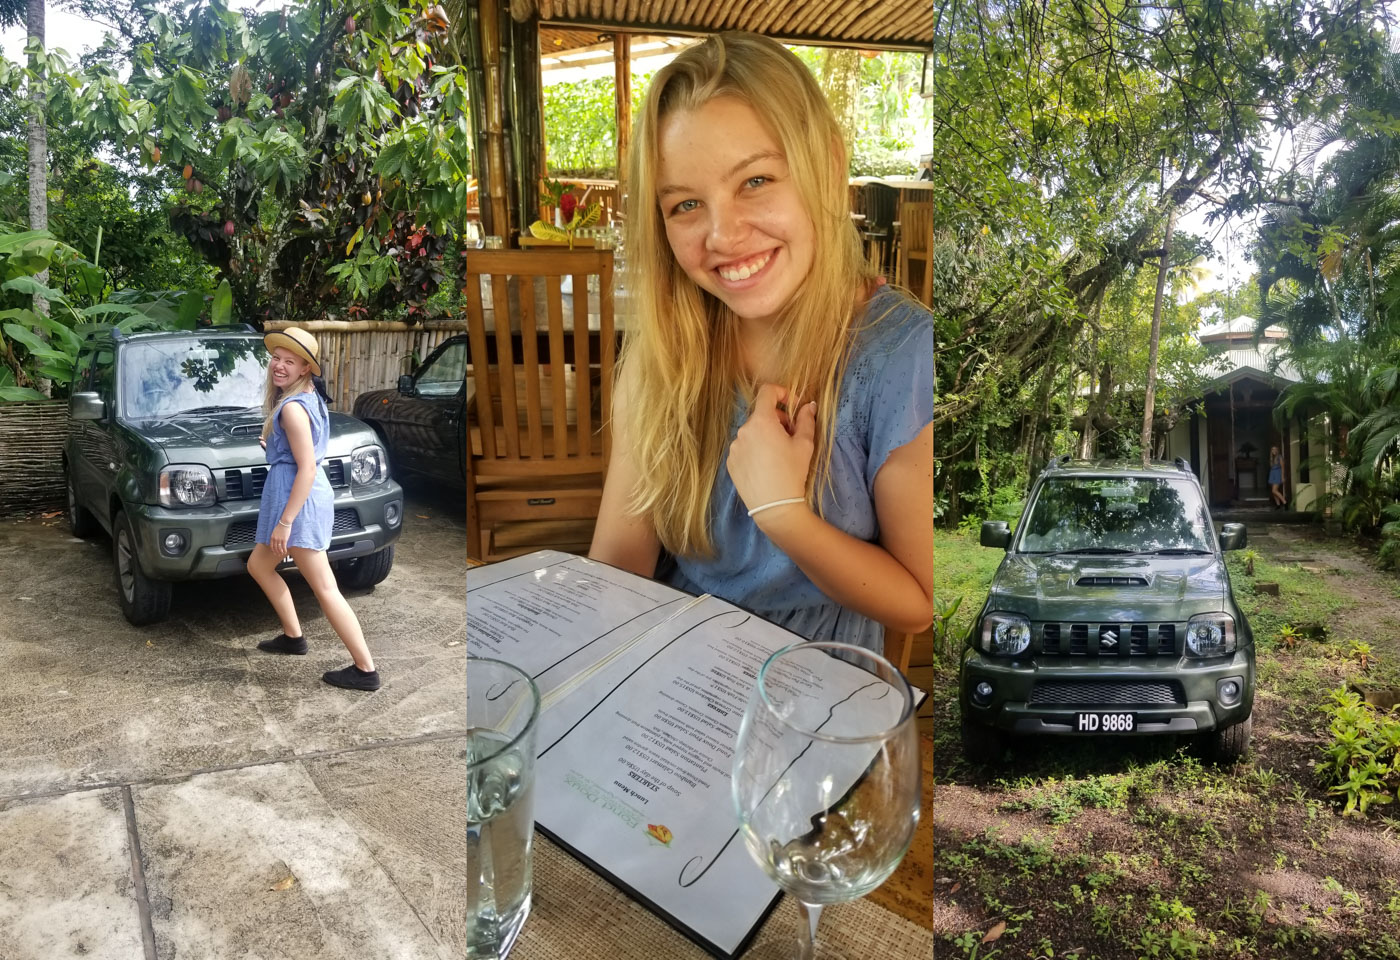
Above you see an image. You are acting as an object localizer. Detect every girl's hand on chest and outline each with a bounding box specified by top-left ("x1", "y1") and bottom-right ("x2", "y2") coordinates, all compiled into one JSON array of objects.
[{"x1": 727, "y1": 383, "x2": 816, "y2": 511}]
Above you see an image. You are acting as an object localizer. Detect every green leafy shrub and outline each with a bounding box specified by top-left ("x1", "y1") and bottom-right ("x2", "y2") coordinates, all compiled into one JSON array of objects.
[{"x1": 1316, "y1": 685, "x2": 1400, "y2": 818}]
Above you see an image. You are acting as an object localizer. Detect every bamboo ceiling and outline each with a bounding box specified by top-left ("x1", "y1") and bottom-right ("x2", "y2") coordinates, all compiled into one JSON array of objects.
[{"x1": 515, "y1": 0, "x2": 933, "y2": 53}]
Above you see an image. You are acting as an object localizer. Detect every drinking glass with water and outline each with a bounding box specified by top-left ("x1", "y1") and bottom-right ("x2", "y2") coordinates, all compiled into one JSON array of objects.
[{"x1": 468, "y1": 657, "x2": 540, "y2": 959}]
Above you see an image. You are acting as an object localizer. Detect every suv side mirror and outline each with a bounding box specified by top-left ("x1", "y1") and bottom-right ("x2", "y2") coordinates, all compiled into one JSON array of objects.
[
  {"x1": 1220, "y1": 523, "x2": 1247, "y2": 551},
  {"x1": 70, "y1": 392, "x2": 105, "y2": 421},
  {"x1": 980, "y1": 521, "x2": 1011, "y2": 549},
  {"x1": 397, "y1": 374, "x2": 415, "y2": 397}
]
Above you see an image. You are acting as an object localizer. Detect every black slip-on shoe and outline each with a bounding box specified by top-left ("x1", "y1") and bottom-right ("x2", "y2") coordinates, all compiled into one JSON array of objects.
[
  {"x1": 257, "y1": 633, "x2": 308, "y2": 655},
  {"x1": 322, "y1": 664, "x2": 381, "y2": 691}
]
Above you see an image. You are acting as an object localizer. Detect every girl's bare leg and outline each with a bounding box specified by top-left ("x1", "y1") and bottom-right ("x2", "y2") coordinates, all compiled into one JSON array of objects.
[
  {"x1": 289, "y1": 547, "x2": 375, "y2": 671},
  {"x1": 248, "y1": 543, "x2": 302, "y2": 637}
]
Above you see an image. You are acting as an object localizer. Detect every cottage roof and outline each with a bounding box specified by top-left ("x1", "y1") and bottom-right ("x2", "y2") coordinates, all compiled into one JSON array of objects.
[{"x1": 1192, "y1": 315, "x2": 1300, "y2": 389}]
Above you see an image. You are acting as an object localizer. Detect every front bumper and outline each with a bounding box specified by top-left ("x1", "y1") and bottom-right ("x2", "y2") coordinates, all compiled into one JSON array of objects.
[
  {"x1": 124, "y1": 480, "x2": 404, "y2": 580},
  {"x1": 960, "y1": 649, "x2": 1255, "y2": 735}
]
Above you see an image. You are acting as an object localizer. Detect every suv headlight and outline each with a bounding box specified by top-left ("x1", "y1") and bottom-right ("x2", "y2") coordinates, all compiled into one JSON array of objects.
[
  {"x1": 1186, "y1": 613, "x2": 1237, "y2": 657},
  {"x1": 350, "y1": 444, "x2": 387, "y2": 484},
  {"x1": 980, "y1": 613, "x2": 1032, "y2": 656},
  {"x1": 157, "y1": 464, "x2": 216, "y2": 507}
]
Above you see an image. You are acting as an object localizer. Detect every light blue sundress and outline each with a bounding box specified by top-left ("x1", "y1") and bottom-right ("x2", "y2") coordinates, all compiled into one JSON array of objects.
[
  {"x1": 665, "y1": 287, "x2": 935, "y2": 654},
  {"x1": 256, "y1": 391, "x2": 334, "y2": 551}
]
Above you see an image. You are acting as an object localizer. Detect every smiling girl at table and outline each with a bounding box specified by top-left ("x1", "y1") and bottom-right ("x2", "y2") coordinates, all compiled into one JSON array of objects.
[
  {"x1": 248, "y1": 327, "x2": 381, "y2": 691},
  {"x1": 588, "y1": 32, "x2": 934, "y2": 653}
]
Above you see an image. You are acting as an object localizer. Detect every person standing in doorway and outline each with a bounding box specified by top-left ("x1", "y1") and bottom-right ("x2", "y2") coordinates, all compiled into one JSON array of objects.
[
  {"x1": 1269, "y1": 445, "x2": 1286, "y2": 510},
  {"x1": 249, "y1": 327, "x2": 382, "y2": 691}
]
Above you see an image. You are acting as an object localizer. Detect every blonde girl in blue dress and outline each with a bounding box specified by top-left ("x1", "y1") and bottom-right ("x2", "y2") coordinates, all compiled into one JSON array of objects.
[
  {"x1": 249, "y1": 327, "x2": 381, "y2": 691},
  {"x1": 589, "y1": 33, "x2": 934, "y2": 650}
]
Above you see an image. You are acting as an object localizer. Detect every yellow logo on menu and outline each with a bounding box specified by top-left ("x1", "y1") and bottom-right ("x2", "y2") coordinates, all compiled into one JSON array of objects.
[{"x1": 647, "y1": 823, "x2": 673, "y2": 846}]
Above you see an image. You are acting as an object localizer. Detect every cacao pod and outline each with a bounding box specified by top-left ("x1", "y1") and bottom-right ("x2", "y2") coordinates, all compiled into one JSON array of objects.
[{"x1": 183, "y1": 164, "x2": 193, "y2": 180}]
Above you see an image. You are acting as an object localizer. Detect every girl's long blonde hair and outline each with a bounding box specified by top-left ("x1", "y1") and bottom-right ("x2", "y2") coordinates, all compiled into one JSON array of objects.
[
  {"x1": 622, "y1": 32, "x2": 879, "y2": 558},
  {"x1": 261, "y1": 362, "x2": 314, "y2": 442}
]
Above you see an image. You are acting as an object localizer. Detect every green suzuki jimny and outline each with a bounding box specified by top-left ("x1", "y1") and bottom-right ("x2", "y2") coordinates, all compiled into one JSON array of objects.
[
  {"x1": 64, "y1": 327, "x2": 404, "y2": 626},
  {"x1": 962, "y1": 458, "x2": 1254, "y2": 764}
]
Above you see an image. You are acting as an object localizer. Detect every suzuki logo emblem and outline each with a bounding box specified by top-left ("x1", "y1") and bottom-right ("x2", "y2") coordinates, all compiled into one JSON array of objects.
[{"x1": 1100, "y1": 630, "x2": 1119, "y2": 649}]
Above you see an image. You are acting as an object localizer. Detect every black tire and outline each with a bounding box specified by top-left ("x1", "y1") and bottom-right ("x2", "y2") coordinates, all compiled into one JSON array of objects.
[
  {"x1": 66, "y1": 467, "x2": 99, "y2": 539},
  {"x1": 960, "y1": 717, "x2": 1009, "y2": 766},
  {"x1": 334, "y1": 545, "x2": 394, "y2": 590},
  {"x1": 112, "y1": 510, "x2": 172, "y2": 625},
  {"x1": 1200, "y1": 713, "x2": 1252, "y2": 765}
]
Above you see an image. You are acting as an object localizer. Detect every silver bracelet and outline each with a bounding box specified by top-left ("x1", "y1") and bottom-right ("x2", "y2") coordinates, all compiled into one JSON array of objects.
[
  {"x1": 277, "y1": 519, "x2": 293, "y2": 528},
  {"x1": 746, "y1": 497, "x2": 806, "y2": 518}
]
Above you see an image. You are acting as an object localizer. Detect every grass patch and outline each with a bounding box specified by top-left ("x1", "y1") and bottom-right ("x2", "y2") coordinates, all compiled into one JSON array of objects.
[
  {"x1": 1226, "y1": 551, "x2": 1349, "y2": 650},
  {"x1": 932, "y1": 530, "x2": 1002, "y2": 665}
]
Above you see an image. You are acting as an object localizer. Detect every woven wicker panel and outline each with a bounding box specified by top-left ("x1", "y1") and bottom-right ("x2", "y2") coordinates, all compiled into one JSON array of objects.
[{"x1": 0, "y1": 402, "x2": 66, "y2": 516}]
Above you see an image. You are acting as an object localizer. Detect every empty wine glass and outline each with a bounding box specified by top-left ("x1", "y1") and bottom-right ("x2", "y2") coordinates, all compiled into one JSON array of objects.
[{"x1": 732, "y1": 642, "x2": 919, "y2": 960}]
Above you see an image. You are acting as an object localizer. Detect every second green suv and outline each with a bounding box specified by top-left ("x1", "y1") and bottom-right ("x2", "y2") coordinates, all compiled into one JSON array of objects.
[
  {"x1": 64, "y1": 327, "x2": 404, "y2": 626},
  {"x1": 962, "y1": 458, "x2": 1254, "y2": 764}
]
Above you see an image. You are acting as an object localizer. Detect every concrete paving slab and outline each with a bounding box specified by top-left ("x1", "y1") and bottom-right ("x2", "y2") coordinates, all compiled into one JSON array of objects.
[
  {"x1": 0, "y1": 492, "x2": 465, "y2": 800},
  {"x1": 0, "y1": 788, "x2": 145, "y2": 959},
  {"x1": 302, "y1": 739, "x2": 467, "y2": 955},
  {"x1": 136, "y1": 758, "x2": 451, "y2": 959},
  {"x1": 0, "y1": 487, "x2": 466, "y2": 958}
]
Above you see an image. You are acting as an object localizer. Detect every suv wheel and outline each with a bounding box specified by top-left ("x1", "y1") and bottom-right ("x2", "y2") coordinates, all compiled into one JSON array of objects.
[
  {"x1": 66, "y1": 469, "x2": 99, "y2": 539},
  {"x1": 1199, "y1": 713, "x2": 1252, "y2": 765},
  {"x1": 334, "y1": 545, "x2": 394, "y2": 590},
  {"x1": 960, "y1": 717, "x2": 1009, "y2": 766},
  {"x1": 112, "y1": 510, "x2": 172, "y2": 625}
]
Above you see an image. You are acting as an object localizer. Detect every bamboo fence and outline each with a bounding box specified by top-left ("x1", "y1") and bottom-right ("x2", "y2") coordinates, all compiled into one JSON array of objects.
[
  {"x1": 263, "y1": 320, "x2": 470, "y2": 412},
  {"x1": 0, "y1": 401, "x2": 67, "y2": 516}
]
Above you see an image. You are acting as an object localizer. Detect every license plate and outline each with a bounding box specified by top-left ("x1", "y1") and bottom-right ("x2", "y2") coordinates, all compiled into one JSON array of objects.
[{"x1": 1074, "y1": 712, "x2": 1135, "y2": 733}]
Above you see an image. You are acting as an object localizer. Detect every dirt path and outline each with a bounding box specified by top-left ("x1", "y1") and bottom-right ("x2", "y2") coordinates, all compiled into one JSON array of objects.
[{"x1": 933, "y1": 524, "x2": 1400, "y2": 960}]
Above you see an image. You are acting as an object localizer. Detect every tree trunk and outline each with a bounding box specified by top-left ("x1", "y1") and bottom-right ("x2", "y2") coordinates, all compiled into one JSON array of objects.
[
  {"x1": 27, "y1": 0, "x2": 50, "y2": 396},
  {"x1": 819, "y1": 49, "x2": 861, "y2": 162},
  {"x1": 1141, "y1": 206, "x2": 1176, "y2": 467}
]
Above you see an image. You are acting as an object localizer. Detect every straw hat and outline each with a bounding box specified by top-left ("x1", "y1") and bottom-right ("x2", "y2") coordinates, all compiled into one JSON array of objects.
[{"x1": 263, "y1": 326, "x2": 321, "y2": 377}]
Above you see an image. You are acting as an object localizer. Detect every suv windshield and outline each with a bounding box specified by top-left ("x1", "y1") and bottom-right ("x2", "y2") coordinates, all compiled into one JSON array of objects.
[
  {"x1": 1018, "y1": 476, "x2": 1214, "y2": 555},
  {"x1": 120, "y1": 338, "x2": 268, "y2": 420}
]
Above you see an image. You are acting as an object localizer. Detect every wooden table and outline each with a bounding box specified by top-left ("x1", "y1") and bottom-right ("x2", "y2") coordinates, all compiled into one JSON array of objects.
[{"x1": 468, "y1": 556, "x2": 934, "y2": 952}]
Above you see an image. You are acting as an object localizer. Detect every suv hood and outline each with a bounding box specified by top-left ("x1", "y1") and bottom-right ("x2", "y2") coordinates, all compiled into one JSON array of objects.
[
  {"x1": 135, "y1": 409, "x2": 378, "y2": 470},
  {"x1": 988, "y1": 553, "x2": 1228, "y2": 621}
]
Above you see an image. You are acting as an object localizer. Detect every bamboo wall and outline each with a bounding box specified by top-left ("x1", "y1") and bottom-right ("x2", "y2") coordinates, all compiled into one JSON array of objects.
[
  {"x1": 263, "y1": 320, "x2": 470, "y2": 412},
  {"x1": 0, "y1": 401, "x2": 67, "y2": 516}
]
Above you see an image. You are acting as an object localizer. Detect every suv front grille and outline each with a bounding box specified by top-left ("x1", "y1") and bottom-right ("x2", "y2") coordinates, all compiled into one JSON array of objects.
[
  {"x1": 1038, "y1": 622, "x2": 1178, "y2": 656},
  {"x1": 222, "y1": 508, "x2": 363, "y2": 549},
  {"x1": 1029, "y1": 680, "x2": 1186, "y2": 706},
  {"x1": 222, "y1": 459, "x2": 348, "y2": 501}
]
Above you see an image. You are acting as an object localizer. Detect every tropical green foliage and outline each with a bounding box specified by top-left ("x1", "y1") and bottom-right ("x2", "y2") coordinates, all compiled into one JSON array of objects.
[
  {"x1": 0, "y1": 0, "x2": 469, "y2": 327},
  {"x1": 1316, "y1": 686, "x2": 1400, "y2": 818},
  {"x1": 542, "y1": 46, "x2": 932, "y2": 179},
  {"x1": 1250, "y1": 52, "x2": 1400, "y2": 549},
  {"x1": 930, "y1": 0, "x2": 1390, "y2": 522},
  {"x1": 0, "y1": 225, "x2": 195, "y2": 400},
  {"x1": 543, "y1": 73, "x2": 650, "y2": 177}
]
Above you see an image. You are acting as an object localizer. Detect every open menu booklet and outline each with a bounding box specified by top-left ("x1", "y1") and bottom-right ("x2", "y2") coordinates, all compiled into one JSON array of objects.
[{"x1": 467, "y1": 549, "x2": 926, "y2": 959}]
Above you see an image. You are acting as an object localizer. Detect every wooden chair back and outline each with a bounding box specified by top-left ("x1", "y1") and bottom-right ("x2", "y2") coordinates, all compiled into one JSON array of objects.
[
  {"x1": 898, "y1": 201, "x2": 933, "y2": 307},
  {"x1": 464, "y1": 248, "x2": 616, "y2": 559}
]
